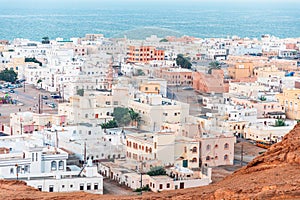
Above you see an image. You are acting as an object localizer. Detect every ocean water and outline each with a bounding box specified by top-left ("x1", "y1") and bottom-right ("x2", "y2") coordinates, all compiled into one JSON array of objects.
[{"x1": 0, "y1": 2, "x2": 299, "y2": 41}]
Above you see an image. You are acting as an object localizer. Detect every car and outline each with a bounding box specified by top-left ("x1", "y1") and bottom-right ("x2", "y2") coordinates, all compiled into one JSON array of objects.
[
  {"x1": 51, "y1": 95, "x2": 61, "y2": 99},
  {"x1": 182, "y1": 86, "x2": 193, "y2": 90},
  {"x1": 42, "y1": 95, "x2": 48, "y2": 100},
  {"x1": 48, "y1": 103, "x2": 56, "y2": 108},
  {"x1": 9, "y1": 89, "x2": 15, "y2": 93}
]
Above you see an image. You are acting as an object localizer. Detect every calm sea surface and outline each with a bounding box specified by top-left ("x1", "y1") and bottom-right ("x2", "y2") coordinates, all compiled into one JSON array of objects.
[{"x1": 0, "y1": 2, "x2": 299, "y2": 41}]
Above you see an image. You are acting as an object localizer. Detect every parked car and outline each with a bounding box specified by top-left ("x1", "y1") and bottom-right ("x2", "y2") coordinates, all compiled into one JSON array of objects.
[
  {"x1": 9, "y1": 89, "x2": 15, "y2": 93},
  {"x1": 48, "y1": 103, "x2": 56, "y2": 108},
  {"x1": 42, "y1": 95, "x2": 48, "y2": 100}
]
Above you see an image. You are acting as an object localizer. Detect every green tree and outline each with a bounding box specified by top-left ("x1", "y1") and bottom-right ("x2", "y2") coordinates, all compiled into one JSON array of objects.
[
  {"x1": 135, "y1": 69, "x2": 145, "y2": 76},
  {"x1": 42, "y1": 36, "x2": 50, "y2": 44},
  {"x1": 258, "y1": 96, "x2": 267, "y2": 101},
  {"x1": 147, "y1": 166, "x2": 166, "y2": 176},
  {"x1": 0, "y1": 69, "x2": 18, "y2": 83},
  {"x1": 100, "y1": 120, "x2": 118, "y2": 129},
  {"x1": 113, "y1": 107, "x2": 131, "y2": 126},
  {"x1": 176, "y1": 54, "x2": 192, "y2": 69},
  {"x1": 275, "y1": 119, "x2": 286, "y2": 127},
  {"x1": 208, "y1": 61, "x2": 221, "y2": 74},
  {"x1": 77, "y1": 89, "x2": 84, "y2": 96},
  {"x1": 129, "y1": 108, "x2": 141, "y2": 127},
  {"x1": 159, "y1": 38, "x2": 168, "y2": 42}
]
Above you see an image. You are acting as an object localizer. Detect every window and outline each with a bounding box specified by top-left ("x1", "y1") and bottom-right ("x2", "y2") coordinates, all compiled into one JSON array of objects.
[
  {"x1": 224, "y1": 143, "x2": 229, "y2": 149},
  {"x1": 206, "y1": 156, "x2": 210, "y2": 161},
  {"x1": 70, "y1": 184, "x2": 73, "y2": 188},
  {"x1": 24, "y1": 165, "x2": 29, "y2": 173},
  {"x1": 192, "y1": 147, "x2": 197, "y2": 153},
  {"x1": 159, "y1": 184, "x2": 163, "y2": 190},
  {"x1": 80, "y1": 184, "x2": 84, "y2": 190},
  {"x1": 224, "y1": 154, "x2": 228, "y2": 160},
  {"x1": 94, "y1": 183, "x2": 98, "y2": 190},
  {"x1": 192, "y1": 157, "x2": 197, "y2": 162},
  {"x1": 166, "y1": 183, "x2": 170, "y2": 188},
  {"x1": 87, "y1": 183, "x2": 91, "y2": 190},
  {"x1": 38, "y1": 186, "x2": 42, "y2": 191},
  {"x1": 62, "y1": 185, "x2": 65, "y2": 188},
  {"x1": 59, "y1": 161, "x2": 64, "y2": 170},
  {"x1": 10, "y1": 168, "x2": 14, "y2": 174},
  {"x1": 215, "y1": 144, "x2": 218, "y2": 148},
  {"x1": 32, "y1": 153, "x2": 34, "y2": 162},
  {"x1": 206, "y1": 145, "x2": 211, "y2": 151},
  {"x1": 145, "y1": 87, "x2": 148, "y2": 91},
  {"x1": 51, "y1": 161, "x2": 57, "y2": 171}
]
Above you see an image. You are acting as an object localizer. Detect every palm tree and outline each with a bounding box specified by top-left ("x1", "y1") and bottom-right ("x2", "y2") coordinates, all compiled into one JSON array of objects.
[
  {"x1": 129, "y1": 108, "x2": 141, "y2": 127},
  {"x1": 208, "y1": 61, "x2": 221, "y2": 74}
]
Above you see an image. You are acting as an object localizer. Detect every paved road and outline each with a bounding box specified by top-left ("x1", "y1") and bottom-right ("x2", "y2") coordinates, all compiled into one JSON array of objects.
[
  {"x1": 103, "y1": 178, "x2": 136, "y2": 196},
  {"x1": 0, "y1": 84, "x2": 57, "y2": 125}
]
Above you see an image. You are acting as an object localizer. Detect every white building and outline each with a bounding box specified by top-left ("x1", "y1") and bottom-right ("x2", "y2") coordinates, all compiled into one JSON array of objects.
[{"x1": 0, "y1": 135, "x2": 103, "y2": 194}]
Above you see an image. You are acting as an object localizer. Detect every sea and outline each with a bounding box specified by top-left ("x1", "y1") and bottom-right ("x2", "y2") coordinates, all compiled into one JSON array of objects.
[{"x1": 0, "y1": 1, "x2": 300, "y2": 41}]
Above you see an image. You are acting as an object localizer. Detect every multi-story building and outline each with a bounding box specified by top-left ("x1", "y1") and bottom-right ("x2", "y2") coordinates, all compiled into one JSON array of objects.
[
  {"x1": 128, "y1": 93, "x2": 190, "y2": 131},
  {"x1": 153, "y1": 67, "x2": 193, "y2": 86},
  {"x1": 193, "y1": 69, "x2": 228, "y2": 93},
  {"x1": 228, "y1": 61, "x2": 254, "y2": 80},
  {"x1": 127, "y1": 45, "x2": 165, "y2": 63},
  {"x1": 0, "y1": 135, "x2": 103, "y2": 193},
  {"x1": 276, "y1": 89, "x2": 300, "y2": 120}
]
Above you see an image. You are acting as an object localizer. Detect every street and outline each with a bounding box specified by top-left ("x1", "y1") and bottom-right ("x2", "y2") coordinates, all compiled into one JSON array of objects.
[{"x1": 0, "y1": 84, "x2": 58, "y2": 125}]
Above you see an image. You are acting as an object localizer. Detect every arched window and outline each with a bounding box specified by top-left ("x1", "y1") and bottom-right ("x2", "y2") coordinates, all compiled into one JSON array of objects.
[
  {"x1": 206, "y1": 156, "x2": 210, "y2": 161},
  {"x1": 59, "y1": 161, "x2": 64, "y2": 170},
  {"x1": 215, "y1": 156, "x2": 218, "y2": 160},
  {"x1": 224, "y1": 154, "x2": 228, "y2": 160},
  {"x1": 224, "y1": 143, "x2": 229, "y2": 149},
  {"x1": 206, "y1": 145, "x2": 211, "y2": 151},
  {"x1": 192, "y1": 157, "x2": 197, "y2": 163},
  {"x1": 192, "y1": 147, "x2": 197, "y2": 153},
  {"x1": 215, "y1": 144, "x2": 218, "y2": 148},
  {"x1": 51, "y1": 161, "x2": 57, "y2": 170}
]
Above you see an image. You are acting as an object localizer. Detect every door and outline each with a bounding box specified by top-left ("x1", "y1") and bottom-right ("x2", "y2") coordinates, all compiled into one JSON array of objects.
[
  {"x1": 182, "y1": 160, "x2": 188, "y2": 167},
  {"x1": 180, "y1": 182, "x2": 184, "y2": 189}
]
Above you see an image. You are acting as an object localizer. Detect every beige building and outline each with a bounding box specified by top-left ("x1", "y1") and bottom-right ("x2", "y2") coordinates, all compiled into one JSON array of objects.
[
  {"x1": 128, "y1": 94, "x2": 190, "y2": 132},
  {"x1": 276, "y1": 89, "x2": 300, "y2": 120},
  {"x1": 254, "y1": 65, "x2": 285, "y2": 78},
  {"x1": 139, "y1": 83, "x2": 160, "y2": 95},
  {"x1": 199, "y1": 135, "x2": 235, "y2": 166}
]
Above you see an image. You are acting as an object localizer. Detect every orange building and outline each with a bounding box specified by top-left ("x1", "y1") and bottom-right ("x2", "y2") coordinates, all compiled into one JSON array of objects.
[
  {"x1": 193, "y1": 69, "x2": 228, "y2": 93},
  {"x1": 228, "y1": 62, "x2": 254, "y2": 80},
  {"x1": 153, "y1": 67, "x2": 193, "y2": 86},
  {"x1": 126, "y1": 46, "x2": 165, "y2": 63}
]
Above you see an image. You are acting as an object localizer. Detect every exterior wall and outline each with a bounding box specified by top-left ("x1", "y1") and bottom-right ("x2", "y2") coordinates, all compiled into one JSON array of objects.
[
  {"x1": 127, "y1": 46, "x2": 165, "y2": 63},
  {"x1": 276, "y1": 89, "x2": 300, "y2": 120},
  {"x1": 149, "y1": 176, "x2": 174, "y2": 192},
  {"x1": 154, "y1": 132, "x2": 176, "y2": 165},
  {"x1": 153, "y1": 68, "x2": 193, "y2": 86},
  {"x1": 128, "y1": 95, "x2": 189, "y2": 132},
  {"x1": 139, "y1": 83, "x2": 160, "y2": 94},
  {"x1": 26, "y1": 176, "x2": 103, "y2": 194},
  {"x1": 228, "y1": 62, "x2": 254, "y2": 79},
  {"x1": 193, "y1": 70, "x2": 227, "y2": 93},
  {"x1": 200, "y1": 136, "x2": 235, "y2": 167},
  {"x1": 245, "y1": 122, "x2": 296, "y2": 142}
]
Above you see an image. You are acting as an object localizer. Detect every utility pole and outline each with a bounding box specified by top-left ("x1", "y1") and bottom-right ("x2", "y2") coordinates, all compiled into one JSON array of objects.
[
  {"x1": 140, "y1": 161, "x2": 143, "y2": 195},
  {"x1": 84, "y1": 141, "x2": 87, "y2": 164},
  {"x1": 38, "y1": 94, "x2": 41, "y2": 114},
  {"x1": 241, "y1": 143, "x2": 244, "y2": 166}
]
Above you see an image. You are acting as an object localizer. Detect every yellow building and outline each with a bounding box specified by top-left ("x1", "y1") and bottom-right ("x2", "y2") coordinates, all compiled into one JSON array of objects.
[
  {"x1": 276, "y1": 89, "x2": 300, "y2": 119},
  {"x1": 139, "y1": 83, "x2": 160, "y2": 95}
]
